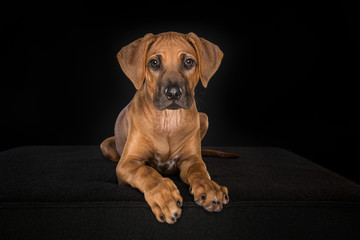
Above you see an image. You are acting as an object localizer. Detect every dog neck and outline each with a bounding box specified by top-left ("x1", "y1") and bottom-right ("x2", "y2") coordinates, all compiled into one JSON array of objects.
[{"x1": 155, "y1": 109, "x2": 184, "y2": 132}]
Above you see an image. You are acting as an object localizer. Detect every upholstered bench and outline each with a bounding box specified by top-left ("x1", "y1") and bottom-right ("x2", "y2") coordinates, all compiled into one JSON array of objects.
[{"x1": 1, "y1": 146, "x2": 360, "y2": 239}]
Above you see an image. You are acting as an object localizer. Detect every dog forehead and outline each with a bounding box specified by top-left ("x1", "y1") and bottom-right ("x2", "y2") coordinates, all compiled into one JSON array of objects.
[{"x1": 147, "y1": 33, "x2": 196, "y2": 60}]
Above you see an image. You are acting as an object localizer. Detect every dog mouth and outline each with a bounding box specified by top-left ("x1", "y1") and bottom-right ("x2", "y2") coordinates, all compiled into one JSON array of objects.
[
  {"x1": 165, "y1": 102, "x2": 181, "y2": 110},
  {"x1": 153, "y1": 100, "x2": 191, "y2": 111}
]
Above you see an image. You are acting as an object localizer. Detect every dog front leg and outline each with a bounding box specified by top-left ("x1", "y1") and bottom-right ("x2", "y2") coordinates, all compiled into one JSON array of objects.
[
  {"x1": 116, "y1": 156, "x2": 183, "y2": 224},
  {"x1": 178, "y1": 155, "x2": 229, "y2": 212}
]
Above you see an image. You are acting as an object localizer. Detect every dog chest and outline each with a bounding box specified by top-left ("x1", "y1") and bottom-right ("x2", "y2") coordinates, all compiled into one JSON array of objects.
[{"x1": 147, "y1": 152, "x2": 180, "y2": 175}]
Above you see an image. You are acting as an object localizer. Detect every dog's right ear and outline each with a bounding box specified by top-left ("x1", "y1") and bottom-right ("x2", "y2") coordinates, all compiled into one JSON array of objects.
[{"x1": 117, "y1": 33, "x2": 155, "y2": 90}]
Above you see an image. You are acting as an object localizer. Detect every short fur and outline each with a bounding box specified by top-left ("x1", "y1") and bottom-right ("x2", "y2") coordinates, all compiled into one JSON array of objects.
[{"x1": 100, "y1": 32, "x2": 236, "y2": 224}]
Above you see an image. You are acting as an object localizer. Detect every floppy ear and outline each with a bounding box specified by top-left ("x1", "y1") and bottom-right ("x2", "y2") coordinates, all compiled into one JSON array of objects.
[
  {"x1": 186, "y1": 32, "x2": 223, "y2": 88},
  {"x1": 117, "y1": 33, "x2": 155, "y2": 90}
]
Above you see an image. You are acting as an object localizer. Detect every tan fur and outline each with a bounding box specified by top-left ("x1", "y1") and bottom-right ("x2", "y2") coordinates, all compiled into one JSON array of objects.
[{"x1": 101, "y1": 32, "x2": 234, "y2": 224}]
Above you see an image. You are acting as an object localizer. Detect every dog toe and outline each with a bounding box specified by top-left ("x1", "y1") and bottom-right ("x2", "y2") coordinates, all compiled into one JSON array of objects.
[
  {"x1": 145, "y1": 178, "x2": 183, "y2": 224},
  {"x1": 191, "y1": 179, "x2": 228, "y2": 212}
]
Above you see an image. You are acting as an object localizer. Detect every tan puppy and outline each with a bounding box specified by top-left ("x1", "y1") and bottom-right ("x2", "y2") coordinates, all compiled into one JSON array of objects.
[{"x1": 101, "y1": 32, "x2": 236, "y2": 224}]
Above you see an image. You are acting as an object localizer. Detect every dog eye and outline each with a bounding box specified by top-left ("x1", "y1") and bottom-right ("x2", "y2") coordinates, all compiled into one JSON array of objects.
[
  {"x1": 149, "y1": 59, "x2": 161, "y2": 70},
  {"x1": 184, "y1": 58, "x2": 195, "y2": 69}
]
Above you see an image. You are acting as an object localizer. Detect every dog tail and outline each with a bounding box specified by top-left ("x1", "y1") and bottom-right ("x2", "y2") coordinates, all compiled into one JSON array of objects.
[{"x1": 201, "y1": 149, "x2": 239, "y2": 158}]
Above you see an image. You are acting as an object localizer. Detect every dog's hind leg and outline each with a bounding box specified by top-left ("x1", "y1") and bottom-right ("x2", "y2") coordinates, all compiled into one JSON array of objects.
[
  {"x1": 100, "y1": 106, "x2": 129, "y2": 162},
  {"x1": 100, "y1": 136, "x2": 120, "y2": 162},
  {"x1": 199, "y1": 112, "x2": 209, "y2": 141}
]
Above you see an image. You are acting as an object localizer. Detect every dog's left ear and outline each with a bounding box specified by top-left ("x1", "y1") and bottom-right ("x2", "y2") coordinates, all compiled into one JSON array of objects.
[
  {"x1": 117, "y1": 33, "x2": 155, "y2": 90},
  {"x1": 186, "y1": 32, "x2": 223, "y2": 88}
]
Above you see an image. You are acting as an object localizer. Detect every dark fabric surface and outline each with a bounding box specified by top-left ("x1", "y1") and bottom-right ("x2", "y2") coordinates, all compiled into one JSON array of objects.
[{"x1": 1, "y1": 146, "x2": 360, "y2": 240}]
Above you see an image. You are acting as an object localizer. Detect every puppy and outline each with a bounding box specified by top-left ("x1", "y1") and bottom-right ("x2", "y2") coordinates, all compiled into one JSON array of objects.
[{"x1": 101, "y1": 32, "x2": 237, "y2": 224}]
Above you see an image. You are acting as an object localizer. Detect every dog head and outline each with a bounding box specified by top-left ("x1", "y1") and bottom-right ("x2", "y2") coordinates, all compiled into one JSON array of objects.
[{"x1": 117, "y1": 32, "x2": 223, "y2": 110}]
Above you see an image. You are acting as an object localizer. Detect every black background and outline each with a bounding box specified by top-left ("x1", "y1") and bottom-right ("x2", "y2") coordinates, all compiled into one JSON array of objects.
[{"x1": 1, "y1": 4, "x2": 359, "y2": 183}]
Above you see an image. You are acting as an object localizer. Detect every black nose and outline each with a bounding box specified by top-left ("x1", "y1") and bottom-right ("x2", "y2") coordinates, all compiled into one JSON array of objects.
[{"x1": 164, "y1": 85, "x2": 182, "y2": 101}]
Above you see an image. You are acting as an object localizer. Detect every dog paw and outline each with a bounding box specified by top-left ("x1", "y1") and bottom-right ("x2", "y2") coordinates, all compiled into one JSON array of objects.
[
  {"x1": 189, "y1": 179, "x2": 229, "y2": 212},
  {"x1": 144, "y1": 178, "x2": 183, "y2": 224}
]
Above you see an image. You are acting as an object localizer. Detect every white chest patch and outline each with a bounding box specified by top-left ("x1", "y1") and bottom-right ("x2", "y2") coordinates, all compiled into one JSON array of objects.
[{"x1": 149, "y1": 153, "x2": 180, "y2": 175}]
